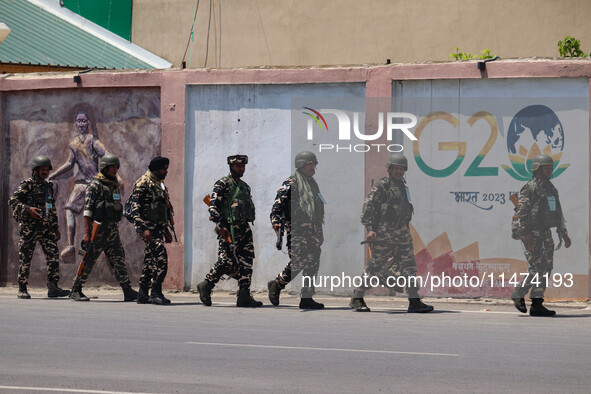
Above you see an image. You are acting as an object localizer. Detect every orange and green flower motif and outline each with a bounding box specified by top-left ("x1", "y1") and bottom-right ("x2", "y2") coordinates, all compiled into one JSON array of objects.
[{"x1": 501, "y1": 142, "x2": 569, "y2": 181}]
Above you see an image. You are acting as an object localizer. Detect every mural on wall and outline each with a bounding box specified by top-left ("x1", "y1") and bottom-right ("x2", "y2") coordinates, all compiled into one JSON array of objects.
[
  {"x1": 397, "y1": 79, "x2": 588, "y2": 300},
  {"x1": 3, "y1": 88, "x2": 161, "y2": 287},
  {"x1": 289, "y1": 80, "x2": 588, "y2": 300},
  {"x1": 48, "y1": 109, "x2": 124, "y2": 263}
]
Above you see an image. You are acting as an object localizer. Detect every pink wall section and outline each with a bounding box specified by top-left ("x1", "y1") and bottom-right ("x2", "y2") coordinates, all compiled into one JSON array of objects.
[{"x1": 1, "y1": 60, "x2": 590, "y2": 295}]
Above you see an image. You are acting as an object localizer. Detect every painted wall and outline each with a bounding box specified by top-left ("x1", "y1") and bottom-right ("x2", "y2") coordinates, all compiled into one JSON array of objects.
[
  {"x1": 132, "y1": 0, "x2": 591, "y2": 68},
  {"x1": 2, "y1": 88, "x2": 161, "y2": 287},
  {"x1": 397, "y1": 78, "x2": 589, "y2": 299},
  {"x1": 0, "y1": 61, "x2": 590, "y2": 299}
]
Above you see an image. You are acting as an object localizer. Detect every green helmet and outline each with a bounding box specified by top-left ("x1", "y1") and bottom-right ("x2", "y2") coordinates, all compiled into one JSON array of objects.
[
  {"x1": 31, "y1": 155, "x2": 52, "y2": 170},
  {"x1": 295, "y1": 151, "x2": 318, "y2": 169},
  {"x1": 531, "y1": 154, "x2": 553, "y2": 172},
  {"x1": 386, "y1": 153, "x2": 407, "y2": 170},
  {"x1": 99, "y1": 153, "x2": 120, "y2": 171}
]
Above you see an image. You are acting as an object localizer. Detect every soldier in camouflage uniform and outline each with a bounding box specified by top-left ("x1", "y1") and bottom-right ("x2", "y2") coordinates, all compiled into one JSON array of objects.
[
  {"x1": 510, "y1": 154, "x2": 571, "y2": 317},
  {"x1": 8, "y1": 156, "x2": 70, "y2": 299},
  {"x1": 197, "y1": 154, "x2": 263, "y2": 308},
  {"x1": 128, "y1": 157, "x2": 175, "y2": 305},
  {"x1": 350, "y1": 153, "x2": 433, "y2": 313},
  {"x1": 69, "y1": 154, "x2": 138, "y2": 302},
  {"x1": 267, "y1": 151, "x2": 325, "y2": 309}
]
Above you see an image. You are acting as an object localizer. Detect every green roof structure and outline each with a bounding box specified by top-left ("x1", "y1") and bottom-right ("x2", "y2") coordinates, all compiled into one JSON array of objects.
[{"x1": 0, "y1": 0, "x2": 171, "y2": 70}]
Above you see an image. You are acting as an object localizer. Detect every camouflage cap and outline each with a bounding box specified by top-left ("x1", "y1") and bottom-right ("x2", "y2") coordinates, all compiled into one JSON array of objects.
[
  {"x1": 227, "y1": 154, "x2": 248, "y2": 165},
  {"x1": 31, "y1": 155, "x2": 53, "y2": 170}
]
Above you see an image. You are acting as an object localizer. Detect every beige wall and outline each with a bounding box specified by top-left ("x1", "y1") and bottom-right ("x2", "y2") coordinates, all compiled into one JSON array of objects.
[{"x1": 132, "y1": 0, "x2": 591, "y2": 68}]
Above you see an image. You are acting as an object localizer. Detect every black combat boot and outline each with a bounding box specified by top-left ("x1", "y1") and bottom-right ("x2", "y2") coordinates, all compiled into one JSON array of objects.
[
  {"x1": 197, "y1": 280, "x2": 215, "y2": 306},
  {"x1": 530, "y1": 298, "x2": 556, "y2": 317},
  {"x1": 137, "y1": 283, "x2": 151, "y2": 304},
  {"x1": 407, "y1": 285, "x2": 434, "y2": 313},
  {"x1": 299, "y1": 298, "x2": 324, "y2": 309},
  {"x1": 70, "y1": 283, "x2": 89, "y2": 301},
  {"x1": 267, "y1": 280, "x2": 282, "y2": 306},
  {"x1": 47, "y1": 281, "x2": 70, "y2": 298},
  {"x1": 512, "y1": 298, "x2": 527, "y2": 313},
  {"x1": 299, "y1": 287, "x2": 324, "y2": 309},
  {"x1": 510, "y1": 288, "x2": 527, "y2": 313},
  {"x1": 349, "y1": 297, "x2": 370, "y2": 312},
  {"x1": 121, "y1": 282, "x2": 138, "y2": 302},
  {"x1": 236, "y1": 285, "x2": 263, "y2": 308},
  {"x1": 407, "y1": 298, "x2": 434, "y2": 313},
  {"x1": 149, "y1": 282, "x2": 171, "y2": 305},
  {"x1": 349, "y1": 288, "x2": 370, "y2": 312},
  {"x1": 17, "y1": 283, "x2": 31, "y2": 299}
]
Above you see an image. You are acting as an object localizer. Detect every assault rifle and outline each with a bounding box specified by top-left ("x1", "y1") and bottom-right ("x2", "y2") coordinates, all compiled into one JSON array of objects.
[
  {"x1": 203, "y1": 194, "x2": 240, "y2": 266},
  {"x1": 276, "y1": 213, "x2": 285, "y2": 250},
  {"x1": 77, "y1": 221, "x2": 101, "y2": 278},
  {"x1": 161, "y1": 183, "x2": 178, "y2": 242}
]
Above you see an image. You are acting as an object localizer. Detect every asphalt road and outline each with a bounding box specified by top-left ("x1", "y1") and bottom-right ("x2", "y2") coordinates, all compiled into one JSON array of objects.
[{"x1": 0, "y1": 289, "x2": 590, "y2": 393}]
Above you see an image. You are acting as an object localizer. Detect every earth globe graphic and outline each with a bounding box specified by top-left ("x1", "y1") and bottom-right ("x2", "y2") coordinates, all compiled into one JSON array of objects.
[
  {"x1": 502, "y1": 104, "x2": 569, "y2": 180},
  {"x1": 507, "y1": 105, "x2": 564, "y2": 156}
]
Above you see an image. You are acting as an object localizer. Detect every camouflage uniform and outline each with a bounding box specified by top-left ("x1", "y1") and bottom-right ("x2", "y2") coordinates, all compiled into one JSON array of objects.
[
  {"x1": 270, "y1": 174, "x2": 325, "y2": 297},
  {"x1": 8, "y1": 176, "x2": 60, "y2": 285},
  {"x1": 128, "y1": 171, "x2": 173, "y2": 289},
  {"x1": 511, "y1": 176, "x2": 567, "y2": 299},
  {"x1": 205, "y1": 174, "x2": 256, "y2": 287},
  {"x1": 360, "y1": 176, "x2": 417, "y2": 287},
  {"x1": 76, "y1": 175, "x2": 131, "y2": 285}
]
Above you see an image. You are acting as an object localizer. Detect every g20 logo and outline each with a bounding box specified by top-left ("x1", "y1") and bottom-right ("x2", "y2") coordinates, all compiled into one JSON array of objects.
[{"x1": 412, "y1": 105, "x2": 569, "y2": 179}]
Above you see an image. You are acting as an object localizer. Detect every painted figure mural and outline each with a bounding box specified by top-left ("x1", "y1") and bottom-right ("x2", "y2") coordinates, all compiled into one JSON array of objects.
[
  {"x1": 3, "y1": 89, "x2": 161, "y2": 286},
  {"x1": 48, "y1": 110, "x2": 123, "y2": 263}
]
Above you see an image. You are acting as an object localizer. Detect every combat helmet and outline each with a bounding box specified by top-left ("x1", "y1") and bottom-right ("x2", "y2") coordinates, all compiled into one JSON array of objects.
[
  {"x1": 295, "y1": 151, "x2": 318, "y2": 169},
  {"x1": 30, "y1": 156, "x2": 53, "y2": 170},
  {"x1": 99, "y1": 153, "x2": 120, "y2": 171},
  {"x1": 386, "y1": 152, "x2": 407, "y2": 170},
  {"x1": 530, "y1": 154, "x2": 553, "y2": 172}
]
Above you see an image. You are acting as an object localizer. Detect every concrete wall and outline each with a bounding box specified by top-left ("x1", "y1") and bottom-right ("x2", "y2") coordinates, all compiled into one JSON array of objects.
[
  {"x1": 185, "y1": 83, "x2": 366, "y2": 292},
  {"x1": 2, "y1": 88, "x2": 161, "y2": 286},
  {"x1": 0, "y1": 60, "x2": 590, "y2": 299},
  {"x1": 132, "y1": 0, "x2": 591, "y2": 68}
]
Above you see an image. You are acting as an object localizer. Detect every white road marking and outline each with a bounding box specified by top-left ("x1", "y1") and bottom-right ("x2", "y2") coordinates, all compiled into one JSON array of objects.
[
  {"x1": 0, "y1": 386, "x2": 159, "y2": 394},
  {"x1": 186, "y1": 341, "x2": 459, "y2": 357}
]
